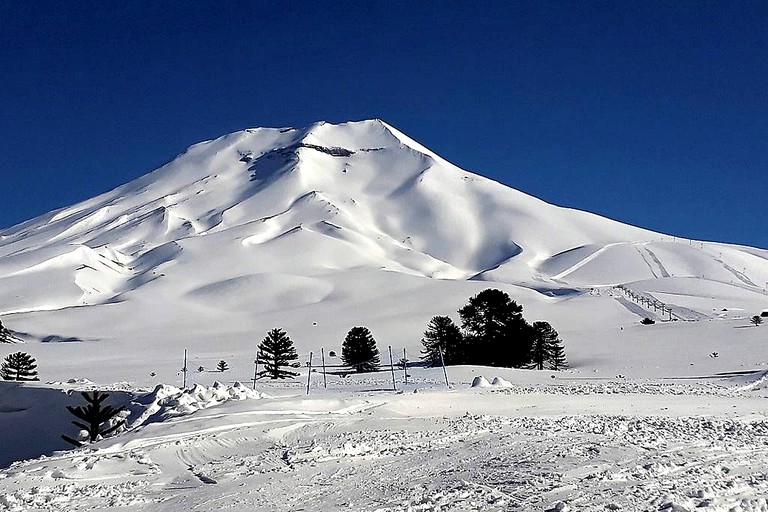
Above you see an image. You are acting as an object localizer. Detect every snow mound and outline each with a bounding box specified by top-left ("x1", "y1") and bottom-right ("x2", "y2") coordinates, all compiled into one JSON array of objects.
[
  {"x1": 125, "y1": 381, "x2": 269, "y2": 429},
  {"x1": 471, "y1": 376, "x2": 492, "y2": 388},
  {"x1": 66, "y1": 377, "x2": 93, "y2": 385},
  {"x1": 472, "y1": 376, "x2": 515, "y2": 388},
  {"x1": 491, "y1": 376, "x2": 513, "y2": 388}
]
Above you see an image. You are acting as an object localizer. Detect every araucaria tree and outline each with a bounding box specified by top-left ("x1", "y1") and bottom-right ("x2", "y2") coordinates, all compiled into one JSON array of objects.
[
  {"x1": 1, "y1": 352, "x2": 38, "y2": 381},
  {"x1": 530, "y1": 321, "x2": 567, "y2": 370},
  {"x1": 0, "y1": 319, "x2": 20, "y2": 343},
  {"x1": 342, "y1": 326, "x2": 380, "y2": 372},
  {"x1": 459, "y1": 289, "x2": 533, "y2": 368},
  {"x1": 216, "y1": 360, "x2": 229, "y2": 372},
  {"x1": 548, "y1": 336, "x2": 568, "y2": 370},
  {"x1": 61, "y1": 391, "x2": 125, "y2": 447},
  {"x1": 421, "y1": 316, "x2": 465, "y2": 366},
  {"x1": 257, "y1": 328, "x2": 299, "y2": 379}
]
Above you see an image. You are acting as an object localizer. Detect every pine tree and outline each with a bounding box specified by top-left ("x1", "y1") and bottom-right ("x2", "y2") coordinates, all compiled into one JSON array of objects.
[
  {"x1": 459, "y1": 289, "x2": 533, "y2": 368},
  {"x1": 257, "y1": 328, "x2": 299, "y2": 379},
  {"x1": 548, "y1": 339, "x2": 568, "y2": 370},
  {"x1": 530, "y1": 321, "x2": 566, "y2": 370},
  {"x1": 342, "y1": 326, "x2": 380, "y2": 372},
  {"x1": 751, "y1": 315, "x2": 763, "y2": 327},
  {"x1": 61, "y1": 391, "x2": 125, "y2": 447},
  {"x1": 0, "y1": 319, "x2": 20, "y2": 343},
  {"x1": 216, "y1": 360, "x2": 229, "y2": 372},
  {"x1": 421, "y1": 316, "x2": 465, "y2": 366},
  {"x1": 1, "y1": 352, "x2": 38, "y2": 381},
  {"x1": 529, "y1": 321, "x2": 552, "y2": 370}
]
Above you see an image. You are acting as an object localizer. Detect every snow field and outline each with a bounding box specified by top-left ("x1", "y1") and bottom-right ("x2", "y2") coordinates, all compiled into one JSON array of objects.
[{"x1": 2, "y1": 371, "x2": 768, "y2": 510}]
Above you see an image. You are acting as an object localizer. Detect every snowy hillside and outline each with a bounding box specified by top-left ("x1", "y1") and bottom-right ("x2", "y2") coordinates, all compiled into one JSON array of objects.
[
  {"x1": 2, "y1": 120, "x2": 768, "y2": 511},
  {"x1": 0, "y1": 119, "x2": 766, "y2": 384}
]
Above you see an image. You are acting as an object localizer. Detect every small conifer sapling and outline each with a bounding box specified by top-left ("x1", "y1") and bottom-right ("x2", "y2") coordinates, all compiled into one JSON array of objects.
[{"x1": 61, "y1": 391, "x2": 125, "y2": 447}]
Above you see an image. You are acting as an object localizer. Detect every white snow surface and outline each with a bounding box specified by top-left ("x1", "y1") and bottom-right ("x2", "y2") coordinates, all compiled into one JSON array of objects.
[{"x1": 1, "y1": 119, "x2": 768, "y2": 510}]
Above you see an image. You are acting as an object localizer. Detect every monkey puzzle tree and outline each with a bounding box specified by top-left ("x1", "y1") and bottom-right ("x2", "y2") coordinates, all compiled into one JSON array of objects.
[
  {"x1": 257, "y1": 328, "x2": 300, "y2": 379},
  {"x1": 61, "y1": 391, "x2": 125, "y2": 447},
  {"x1": 342, "y1": 327, "x2": 380, "y2": 373},
  {"x1": 1, "y1": 351, "x2": 38, "y2": 381},
  {"x1": 459, "y1": 288, "x2": 533, "y2": 368},
  {"x1": 421, "y1": 316, "x2": 465, "y2": 366}
]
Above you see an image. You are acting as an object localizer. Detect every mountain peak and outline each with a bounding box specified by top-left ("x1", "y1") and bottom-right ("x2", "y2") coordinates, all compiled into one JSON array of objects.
[{"x1": 1, "y1": 120, "x2": 766, "y2": 321}]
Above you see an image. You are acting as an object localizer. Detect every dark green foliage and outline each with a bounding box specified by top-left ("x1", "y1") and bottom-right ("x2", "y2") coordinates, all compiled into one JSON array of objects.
[
  {"x1": 216, "y1": 360, "x2": 229, "y2": 372},
  {"x1": 530, "y1": 321, "x2": 567, "y2": 370},
  {"x1": 257, "y1": 328, "x2": 299, "y2": 379},
  {"x1": 61, "y1": 391, "x2": 125, "y2": 447},
  {"x1": 342, "y1": 327, "x2": 380, "y2": 372},
  {"x1": 459, "y1": 289, "x2": 533, "y2": 368},
  {"x1": 1, "y1": 352, "x2": 38, "y2": 381},
  {"x1": 751, "y1": 315, "x2": 763, "y2": 326},
  {"x1": 421, "y1": 316, "x2": 465, "y2": 366}
]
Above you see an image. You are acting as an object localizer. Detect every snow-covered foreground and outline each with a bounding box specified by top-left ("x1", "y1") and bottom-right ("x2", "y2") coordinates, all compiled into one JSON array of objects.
[{"x1": 2, "y1": 368, "x2": 768, "y2": 511}]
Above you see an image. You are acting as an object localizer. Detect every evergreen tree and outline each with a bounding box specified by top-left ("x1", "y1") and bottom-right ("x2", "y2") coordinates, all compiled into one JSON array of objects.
[
  {"x1": 529, "y1": 321, "x2": 551, "y2": 370},
  {"x1": 530, "y1": 321, "x2": 566, "y2": 370},
  {"x1": 421, "y1": 316, "x2": 465, "y2": 366},
  {"x1": 342, "y1": 327, "x2": 380, "y2": 372},
  {"x1": 1, "y1": 352, "x2": 38, "y2": 381},
  {"x1": 751, "y1": 315, "x2": 763, "y2": 327},
  {"x1": 257, "y1": 328, "x2": 300, "y2": 379},
  {"x1": 548, "y1": 337, "x2": 568, "y2": 370},
  {"x1": 0, "y1": 319, "x2": 20, "y2": 343},
  {"x1": 61, "y1": 391, "x2": 125, "y2": 447},
  {"x1": 216, "y1": 360, "x2": 229, "y2": 372},
  {"x1": 459, "y1": 289, "x2": 533, "y2": 368}
]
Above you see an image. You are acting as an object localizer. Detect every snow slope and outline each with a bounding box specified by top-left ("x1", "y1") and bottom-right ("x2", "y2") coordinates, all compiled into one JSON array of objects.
[{"x1": 0, "y1": 119, "x2": 766, "y2": 385}]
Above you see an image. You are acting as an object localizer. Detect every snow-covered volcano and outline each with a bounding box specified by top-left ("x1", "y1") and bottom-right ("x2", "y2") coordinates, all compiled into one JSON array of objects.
[{"x1": 1, "y1": 120, "x2": 767, "y2": 380}]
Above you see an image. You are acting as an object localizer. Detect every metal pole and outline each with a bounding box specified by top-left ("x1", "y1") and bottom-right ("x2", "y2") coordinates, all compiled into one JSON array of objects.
[
  {"x1": 403, "y1": 348, "x2": 408, "y2": 385},
  {"x1": 306, "y1": 352, "x2": 313, "y2": 395},
  {"x1": 252, "y1": 355, "x2": 259, "y2": 390},
  {"x1": 321, "y1": 348, "x2": 327, "y2": 389},
  {"x1": 388, "y1": 346, "x2": 396, "y2": 391},
  {"x1": 438, "y1": 345, "x2": 450, "y2": 388},
  {"x1": 182, "y1": 348, "x2": 188, "y2": 389}
]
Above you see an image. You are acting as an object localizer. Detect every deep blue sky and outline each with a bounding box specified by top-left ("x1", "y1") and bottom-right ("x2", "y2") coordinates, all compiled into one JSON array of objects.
[{"x1": 1, "y1": 1, "x2": 766, "y2": 248}]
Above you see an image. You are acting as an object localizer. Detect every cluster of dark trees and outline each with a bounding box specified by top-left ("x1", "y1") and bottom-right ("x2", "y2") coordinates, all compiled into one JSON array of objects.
[
  {"x1": 421, "y1": 288, "x2": 567, "y2": 371},
  {"x1": 255, "y1": 289, "x2": 567, "y2": 378},
  {"x1": 0, "y1": 289, "x2": 566, "y2": 388}
]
